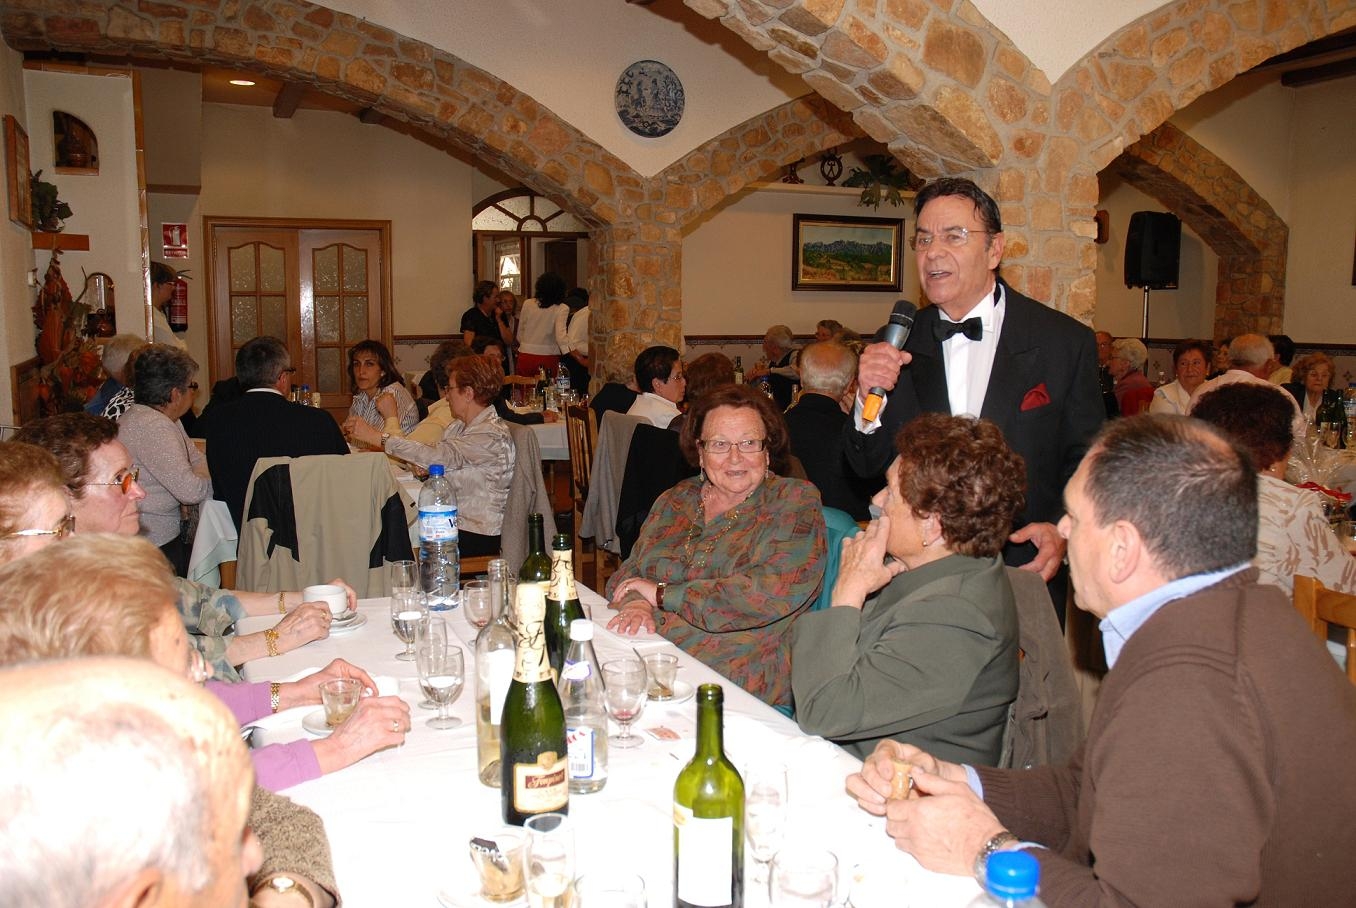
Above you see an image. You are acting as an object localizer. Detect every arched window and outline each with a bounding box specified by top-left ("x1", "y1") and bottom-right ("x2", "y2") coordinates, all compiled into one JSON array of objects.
[{"x1": 472, "y1": 190, "x2": 588, "y2": 297}]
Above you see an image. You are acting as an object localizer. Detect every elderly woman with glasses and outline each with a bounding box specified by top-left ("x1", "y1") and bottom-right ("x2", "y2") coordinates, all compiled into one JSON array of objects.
[
  {"x1": 12, "y1": 416, "x2": 347, "y2": 681},
  {"x1": 116, "y1": 343, "x2": 214, "y2": 576},
  {"x1": 606, "y1": 384, "x2": 827, "y2": 710},
  {"x1": 0, "y1": 442, "x2": 73, "y2": 564},
  {"x1": 791, "y1": 414, "x2": 1024, "y2": 765},
  {"x1": 0, "y1": 533, "x2": 414, "y2": 906}
]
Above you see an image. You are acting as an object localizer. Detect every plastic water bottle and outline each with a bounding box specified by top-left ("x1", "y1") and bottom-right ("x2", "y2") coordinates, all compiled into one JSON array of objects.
[
  {"x1": 417, "y1": 464, "x2": 459, "y2": 610},
  {"x1": 966, "y1": 851, "x2": 1047, "y2": 908},
  {"x1": 560, "y1": 619, "x2": 607, "y2": 794},
  {"x1": 299, "y1": 384, "x2": 311, "y2": 405}
]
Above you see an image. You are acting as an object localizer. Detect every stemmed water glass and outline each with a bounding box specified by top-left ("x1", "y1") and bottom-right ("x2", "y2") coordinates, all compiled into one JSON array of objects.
[
  {"x1": 524, "y1": 813, "x2": 575, "y2": 908},
  {"x1": 390, "y1": 589, "x2": 427, "y2": 661},
  {"x1": 601, "y1": 659, "x2": 647, "y2": 749},
  {"x1": 390, "y1": 559, "x2": 418, "y2": 595},
  {"x1": 463, "y1": 579, "x2": 493, "y2": 630},
  {"x1": 417, "y1": 638, "x2": 464, "y2": 730},
  {"x1": 415, "y1": 616, "x2": 448, "y2": 709},
  {"x1": 745, "y1": 762, "x2": 788, "y2": 886}
]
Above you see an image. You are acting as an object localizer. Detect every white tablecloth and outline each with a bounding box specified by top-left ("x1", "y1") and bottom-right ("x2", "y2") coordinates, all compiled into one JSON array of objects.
[
  {"x1": 239, "y1": 587, "x2": 982, "y2": 907},
  {"x1": 188, "y1": 499, "x2": 238, "y2": 587}
]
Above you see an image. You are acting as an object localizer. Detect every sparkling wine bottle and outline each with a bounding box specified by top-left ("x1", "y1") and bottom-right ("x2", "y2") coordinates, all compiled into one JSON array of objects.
[
  {"x1": 519, "y1": 513, "x2": 552, "y2": 593},
  {"x1": 476, "y1": 558, "x2": 517, "y2": 788},
  {"x1": 500, "y1": 583, "x2": 568, "y2": 825},
  {"x1": 545, "y1": 532, "x2": 586, "y2": 677},
  {"x1": 674, "y1": 684, "x2": 744, "y2": 908}
]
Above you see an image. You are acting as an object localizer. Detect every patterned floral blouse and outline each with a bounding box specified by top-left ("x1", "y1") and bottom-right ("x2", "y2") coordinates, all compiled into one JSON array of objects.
[
  {"x1": 606, "y1": 475, "x2": 826, "y2": 708},
  {"x1": 1255, "y1": 473, "x2": 1356, "y2": 597}
]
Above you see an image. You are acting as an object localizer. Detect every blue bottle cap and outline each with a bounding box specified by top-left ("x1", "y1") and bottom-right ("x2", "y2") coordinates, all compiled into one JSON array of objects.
[
  {"x1": 986, "y1": 850, "x2": 1038, "y2": 899},
  {"x1": 428, "y1": 464, "x2": 445, "y2": 476}
]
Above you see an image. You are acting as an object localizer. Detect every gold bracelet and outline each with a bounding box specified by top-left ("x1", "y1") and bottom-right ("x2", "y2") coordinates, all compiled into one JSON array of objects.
[
  {"x1": 270, "y1": 681, "x2": 281, "y2": 713},
  {"x1": 264, "y1": 627, "x2": 280, "y2": 657},
  {"x1": 277, "y1": 591, "x2": 287, "y2": 614}
]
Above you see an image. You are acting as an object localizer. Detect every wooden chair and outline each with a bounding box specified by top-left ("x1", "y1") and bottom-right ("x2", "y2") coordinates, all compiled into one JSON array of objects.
[
  {"x1": 564, "y1": 402, "x2": 598, "y2": 578},
  {"x1": 1293, "y1": 574, "x2": 1356, "y2": 684}
]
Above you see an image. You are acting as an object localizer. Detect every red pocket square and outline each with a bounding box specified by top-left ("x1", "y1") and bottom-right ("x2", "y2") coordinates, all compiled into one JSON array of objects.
[{"x1": 1020, "y1": 383, "x2": 1051, "y2": 411}]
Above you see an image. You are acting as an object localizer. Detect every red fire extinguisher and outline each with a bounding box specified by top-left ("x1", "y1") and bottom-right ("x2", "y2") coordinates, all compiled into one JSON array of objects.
[{"x1": 168, "y1": 277, "x2": 189, "y2": 332}]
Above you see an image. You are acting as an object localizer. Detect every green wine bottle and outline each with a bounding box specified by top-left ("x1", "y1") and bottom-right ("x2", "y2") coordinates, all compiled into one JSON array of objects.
[
  {"x1": 545, "y1": 532, "x2": 586, "y2": 677},
  {"x1": 674, "y1": 684, "x2": 744, "y2": 908},
  {"x1": 519, "y1": 513, "x2": 552, "y2": 593},
  {"x1": 500, "y1": 583, "x2": 569, "y2": 825}
]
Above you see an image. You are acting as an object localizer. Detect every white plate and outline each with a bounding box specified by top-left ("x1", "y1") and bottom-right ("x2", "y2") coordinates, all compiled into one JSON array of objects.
[
  {"x1": 649, "y1": 680, "x2": 694, "y2": 705},
  {"x1": 436, "y1": 884, "x2": 526, "y2": 908},
  {"x1": 330, "y1": 608, "x2": 359, "y2": 625},
  {"x1": 328, "y1": 613, "x2": 367, "y2": 635},
  {"x1": 301, "y1": 709, "x2": 334, "y2": 738}
]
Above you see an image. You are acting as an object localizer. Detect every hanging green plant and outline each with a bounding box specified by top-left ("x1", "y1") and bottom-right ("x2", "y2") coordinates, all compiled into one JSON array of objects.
[
  {"x1": 842, "y1": 154, "x2": 920, "y2": 210},
  {"x1": 30, "y1": 169, "x2": 73, "y2": 232}
]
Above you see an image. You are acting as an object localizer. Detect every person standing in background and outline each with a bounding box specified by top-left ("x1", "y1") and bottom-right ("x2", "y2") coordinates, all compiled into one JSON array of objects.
[
  {"x1": 563, "y1": 287, "x2": 591, "y2": 393},
  {"x1": 514, "y1": 272, "x2": 569, "y2": 376},
  {"x1": 461, "y1": 280, "x2": 511, "y2": 351},
  {"x1": 149, "y1": 262, "x2": 187, "y2": 352}
]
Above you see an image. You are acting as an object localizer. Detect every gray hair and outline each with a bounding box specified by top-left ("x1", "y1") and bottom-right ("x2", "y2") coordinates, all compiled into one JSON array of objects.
[
  {"x1": 0, "y1": 666, "x2": 213, "y2": 907},
  {"x1": 1228, "y1": 333, "x2": 1274, "y2": 369},
  {"x1": 1110, "y1": 337, "x2": 1147, "y2": 373},
  {"x1": 131, "y1": 344, "x2": 198, "y2": 408},
  {"x1": 764, "y1": 325, "x2": 795, "y2": 351},
  {"x1": 798, "y1": 341, "x2": 857, "y2": 398},
  {"x1": 234, "y1": 336, "x2": 291, "y2": 390},
  {"x1": 99, "y1": 334, "x2": 145, "y2": 379}
]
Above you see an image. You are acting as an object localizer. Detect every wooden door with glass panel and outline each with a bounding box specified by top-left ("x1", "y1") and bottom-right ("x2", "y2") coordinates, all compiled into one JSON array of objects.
[{"x1": 208, "y1": 222, "x2": 387, "y2": 424}]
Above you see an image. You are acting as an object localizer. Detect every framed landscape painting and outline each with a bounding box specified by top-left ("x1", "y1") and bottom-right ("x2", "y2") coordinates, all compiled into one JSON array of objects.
[{"x1": 792, "y1": 213, "x2": 903, "y2": 292}]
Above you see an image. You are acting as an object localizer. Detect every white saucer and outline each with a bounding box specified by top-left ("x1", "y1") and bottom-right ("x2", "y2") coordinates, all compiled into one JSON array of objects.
[
  {"x1": 301, "y1": 709, "x2": 334, "y2": 738},
  {"x1": 331, "y1": 608, "x2": 359, "y2": 625},
  {"x1": 328, "y1": 613, "x2": 367, "y2": 635},
  {"x1": 649, "y1": 680, "x2": 694, "y2": 705},
  {"x1": 436, "y1": 884, "x2": 526, "y2": 908}
]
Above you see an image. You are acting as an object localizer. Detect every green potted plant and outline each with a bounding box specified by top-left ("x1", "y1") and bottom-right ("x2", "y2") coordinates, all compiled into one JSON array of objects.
[
  {"x1": 30, "y1": 169, "x2": 73, "y2": 232},
  {"x1": 842, "y1": 154, "x2": 922, "y2": 210}
]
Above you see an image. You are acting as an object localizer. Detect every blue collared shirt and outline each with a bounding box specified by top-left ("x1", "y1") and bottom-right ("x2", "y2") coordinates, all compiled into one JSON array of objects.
[{"x1": 1099, "y1": 563, "x2": 1250, "y2": 668}]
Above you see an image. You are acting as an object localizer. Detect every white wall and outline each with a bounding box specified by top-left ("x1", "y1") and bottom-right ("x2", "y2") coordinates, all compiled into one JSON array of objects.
[
  {"x1": 682, "y1": 183, "x2": 917, "y2": 338},
  {"x1": 24, "y1": 70, "x2": 144, "y2": 346},
  {"x1": 198, "y1": 104, "x2": 475, "y2": 336},
  {"x1": 0, "y1": 48, "x2": 31, "y2": 423},
  {"x1": 1094, "y1": 173, "x2": 1217, "y2": 340},
  {"x1": 1283, "y1": 77, "x2": 1356, "y2": 342}
]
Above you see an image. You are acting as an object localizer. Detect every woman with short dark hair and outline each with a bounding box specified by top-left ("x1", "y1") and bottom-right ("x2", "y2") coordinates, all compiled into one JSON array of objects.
[
  {"x1": 118, "y1": 343, "x2": 213, "y2": 575},
  {"x1": 606, "y1": 384, "x2": 826, "y2": 709},
  {"x1": 1150, "y1": 339, "x2": 1209, "y2": 415},
  {"x1": 791, "y1": 413, "x2": 1025, "y2": 764}
]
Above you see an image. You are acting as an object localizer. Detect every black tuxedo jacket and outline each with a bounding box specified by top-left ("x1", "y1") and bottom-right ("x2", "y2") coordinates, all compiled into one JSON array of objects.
[
  {"x1": 199, "y1": 390, "x2": 349, "y2": 529},
  {"x1": 844, "y1": 282, "x2": 1104, "y2": 537},
  {"x1": 785, "y1": 393, "x2": 880, "y2": 522}
]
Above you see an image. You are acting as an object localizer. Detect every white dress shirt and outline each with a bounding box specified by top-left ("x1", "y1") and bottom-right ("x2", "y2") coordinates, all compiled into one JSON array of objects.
[{"x1": 939, "y1": 285, "x2": 1004, "y2": 418}]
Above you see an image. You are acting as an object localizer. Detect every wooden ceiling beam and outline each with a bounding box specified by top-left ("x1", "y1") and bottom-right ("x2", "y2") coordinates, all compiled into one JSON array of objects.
[
  {"x1": 1281, "y1": 56, "x2": 1356, "y2": 87},
  {"x1": 357, "y1": 107, "x2": 386, "y2": 125},
  {"x1": 272, "y1": 82, "x2": 304, "y2": 118}
]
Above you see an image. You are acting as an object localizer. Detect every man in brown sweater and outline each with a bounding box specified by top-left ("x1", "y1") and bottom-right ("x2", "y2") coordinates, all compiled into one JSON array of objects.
[{"x1": 848, "y1": 415, "x2": 1356, "y2": 905}]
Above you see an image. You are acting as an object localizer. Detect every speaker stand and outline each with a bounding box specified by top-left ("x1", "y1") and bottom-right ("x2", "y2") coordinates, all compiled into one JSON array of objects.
[{"x1": 1141, "y1": 286, "x2": 1152, "y2": 337}]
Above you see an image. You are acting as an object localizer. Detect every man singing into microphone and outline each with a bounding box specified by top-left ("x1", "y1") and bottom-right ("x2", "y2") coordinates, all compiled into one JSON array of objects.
[{"x1": 844, "y1": 178, "x2": 1103, "y2": 624}]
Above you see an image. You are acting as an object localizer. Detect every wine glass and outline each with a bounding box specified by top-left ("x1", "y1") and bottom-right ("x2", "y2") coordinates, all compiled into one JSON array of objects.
[
  {"x1": 769, "y1": 848, "x2": 837, "y2": 907},
  {"x1": 524, "y1": 813, "x2": 574, "y2": 908},
  {"x1": 417, "y1": 640, "x2": 464, "y2": 730},
  {"x1": 415, "y1": 616, "x2": 448, "y2": 709},
  {"x1": 744, "y1": 762, "x2": 788, "y2": 886},
  {"x1": 463, "y1": 579, "x2": 493, "y2": 630},
  {"x1": 390, "y1": 589, "x2": 427, "y2": 661},
  {"x1": 390, "y1": 559, "x2": 418, "y2": 595},
  {"x1": 601, "y1": 659, "x2": 647, "y2": 749}
]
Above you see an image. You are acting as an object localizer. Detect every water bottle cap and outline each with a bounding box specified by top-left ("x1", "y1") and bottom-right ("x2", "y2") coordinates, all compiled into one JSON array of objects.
[
  {"x1": 985, "y1": 850, "x2": 1039, "y2": 899},
  {"x1": 428, "y1": 464, "x2": 445, "y2": 476},
  {"x1": 569, "y1": 619, "x2": 593, "y2": 640}
]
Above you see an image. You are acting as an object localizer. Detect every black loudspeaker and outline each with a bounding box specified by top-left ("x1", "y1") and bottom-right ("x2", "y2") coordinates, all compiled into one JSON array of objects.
[{"x1": 1124, "y1": 211, "x2": 1181, "y2": 289}]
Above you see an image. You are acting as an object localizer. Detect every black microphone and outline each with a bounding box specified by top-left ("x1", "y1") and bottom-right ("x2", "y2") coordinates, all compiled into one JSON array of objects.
[{"x1": 861, "y1": 300, "x2": 917, "y2": 422}]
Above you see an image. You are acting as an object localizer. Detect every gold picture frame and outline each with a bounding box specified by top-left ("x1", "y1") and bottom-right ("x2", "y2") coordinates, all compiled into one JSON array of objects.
[{"x1": 4, "y1": 115, "x2": 33, "y2": 229}]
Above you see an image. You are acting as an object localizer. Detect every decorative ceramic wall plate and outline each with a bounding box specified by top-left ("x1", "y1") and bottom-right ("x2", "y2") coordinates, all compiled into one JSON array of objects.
[{"x1": 615, "y1": 60, "x2": 684, "y2": 138}]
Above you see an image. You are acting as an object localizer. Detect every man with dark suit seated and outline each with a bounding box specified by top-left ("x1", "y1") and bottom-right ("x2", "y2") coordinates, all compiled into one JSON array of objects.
[
  {"x1": 198, "y1": 336, "x2": 348, "y2": 529},
  {"x1": 843, "y1": 178, "x2": 1104, "y2": 624},
  {"x1": 784, "y1": 340, "x2": 879, "y2": 522}
]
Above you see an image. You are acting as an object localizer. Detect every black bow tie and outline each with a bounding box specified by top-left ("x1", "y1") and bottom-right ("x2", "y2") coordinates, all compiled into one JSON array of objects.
[{"x1": 933, "y1": 316, "x2": 984, "y2": 342}]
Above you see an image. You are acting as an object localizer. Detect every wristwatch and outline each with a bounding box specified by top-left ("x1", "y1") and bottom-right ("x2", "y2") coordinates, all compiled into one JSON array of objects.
[
  {"x1": 253, "y1": 874, "x2": 315, "y2": 906},
  {"x1": 379, "y1": 431, "x2": 391, "y2": 448},
  {"x1": 973, "y1": 830, "x2": 1019, "y2": 882}
]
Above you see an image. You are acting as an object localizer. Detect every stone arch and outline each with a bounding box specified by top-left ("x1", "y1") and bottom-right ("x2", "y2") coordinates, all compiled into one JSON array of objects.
[
  {"x1": 0, "y1": 0, "x2": 641, "y2": 227},
  {"x1": 1108, "y1": 122, "x2": 1288, "y2": 336}
]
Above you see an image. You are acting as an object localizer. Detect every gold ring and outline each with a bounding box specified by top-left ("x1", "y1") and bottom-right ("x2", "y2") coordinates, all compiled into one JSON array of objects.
[{"x1": 391, "y1": 720, "x2": 400, "y2": 733}]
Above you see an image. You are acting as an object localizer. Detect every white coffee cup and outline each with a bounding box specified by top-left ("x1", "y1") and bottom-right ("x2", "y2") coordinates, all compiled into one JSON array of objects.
[{"x1": 303, "y1": 584, "x2": 349, "y2": 616}]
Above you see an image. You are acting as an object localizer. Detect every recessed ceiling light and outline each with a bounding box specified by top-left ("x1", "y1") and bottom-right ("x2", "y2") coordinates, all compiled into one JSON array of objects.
[{"x1": 228, "y1": 79, "x2": 256, "y2": 87}]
